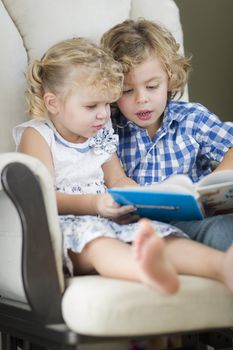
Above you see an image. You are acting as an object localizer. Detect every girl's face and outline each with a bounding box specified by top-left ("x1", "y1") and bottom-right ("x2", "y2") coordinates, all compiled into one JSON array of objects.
[
  {"x1": 117, "y1": 56, "x2": 168, "y2": 139},
  {"x1": 48, "y1": 84, "x2": 112, "y2": 143}
]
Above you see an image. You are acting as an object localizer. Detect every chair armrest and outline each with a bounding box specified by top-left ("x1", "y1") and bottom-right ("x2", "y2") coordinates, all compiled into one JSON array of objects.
[{"x1": 1, "y1": 162, "x2": 63, "y2": 324}]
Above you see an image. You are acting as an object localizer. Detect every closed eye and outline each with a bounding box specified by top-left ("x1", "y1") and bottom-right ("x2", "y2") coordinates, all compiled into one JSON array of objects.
[
  {"x1": 86, "y1": 105, "x2": 97, "y2": 109},
  {"x1": 123, "y1": 89, "x2": 133, "y2": 94},
  {"x1": 147, "y1": 85, "x2": 159, "y2": 90}
]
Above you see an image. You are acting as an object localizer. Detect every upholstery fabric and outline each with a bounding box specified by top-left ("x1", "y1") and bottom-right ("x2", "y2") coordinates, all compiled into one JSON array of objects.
[
  {"x1": 0, "y1": 153, "x2": 64, "y2": 301},
  {"x1": 0, "y1": 1, "x2": 27, "y2": 151},
  {"x1": 0, "y1": 0, "x2": 187, "y2": 156},
  {"x1": 63, "y1": 275, "x2": 233, "y2": 336}
]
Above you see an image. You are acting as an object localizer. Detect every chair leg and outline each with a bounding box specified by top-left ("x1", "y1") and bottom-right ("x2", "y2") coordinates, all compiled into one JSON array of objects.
[
  {"x1": 200, "y1": 331, "x2": 233, "y2": 350},
  {"x1": 21, "y1": 340, "x2": 30, "y2": 350},
  {"x1": 1, "y1": 333, "x2": 18, "y2": 350},
  {"x1": 29, "y1": 345, "x2": 46, "y2": 350},
  {"x1": 29, "y1": 343, "x2": 77, "y2": 350},
  {"x1": 1, "y1": 333, "x2": 8, "y2": 350}
]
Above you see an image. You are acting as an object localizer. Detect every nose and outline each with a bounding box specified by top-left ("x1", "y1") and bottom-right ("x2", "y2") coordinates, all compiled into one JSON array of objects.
[
  {"x1": 136, "y1": 90, "x2": 148, "y2": 104},
  {"x1": 96, "y1": 105, "x2": 110, "y2": 119},
  {"x1": 96, "y1": 111, "x2": 107, "y2": 120}
]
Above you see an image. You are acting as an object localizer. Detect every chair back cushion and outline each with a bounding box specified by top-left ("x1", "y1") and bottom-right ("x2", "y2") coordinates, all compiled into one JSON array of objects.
[{"x1": 0, "y1": 0, "x2": 186, "y2": 152}]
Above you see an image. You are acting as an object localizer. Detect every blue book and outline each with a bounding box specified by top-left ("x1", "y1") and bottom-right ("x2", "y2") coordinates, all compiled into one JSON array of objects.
[{"x1": 108, "y1": 171, "x2": 233, "y2": 222}]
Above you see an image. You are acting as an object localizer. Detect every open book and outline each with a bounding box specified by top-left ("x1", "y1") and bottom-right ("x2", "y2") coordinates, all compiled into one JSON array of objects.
[{"x1": 108, "y1": 170, "x2": 233, "y2": 222}]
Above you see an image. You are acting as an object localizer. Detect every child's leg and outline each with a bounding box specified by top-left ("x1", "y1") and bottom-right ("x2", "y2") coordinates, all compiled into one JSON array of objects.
[
  {"x1": 69, "y1": 221, "x2": 179, "y2": 294},
  {"x1": 164, "y1": 234, "x2": 233, "y2": 292},
  {"x1": 69, "y1": 219, "x2": 233, "y2": 294},
  {"x1": 136, "y1": 224, "x2": 233, "y2": 293},
  {"x1": 174, "y1": 214, "x2": 233, "y2": 251}
]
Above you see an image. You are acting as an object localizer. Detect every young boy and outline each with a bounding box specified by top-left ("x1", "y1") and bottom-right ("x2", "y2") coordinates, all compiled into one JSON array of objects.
[{"x1": 101, "y1": 19, "x2": 233, "y2": 251}]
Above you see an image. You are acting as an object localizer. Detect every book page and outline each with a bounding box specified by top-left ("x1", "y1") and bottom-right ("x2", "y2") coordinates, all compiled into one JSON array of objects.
[
  {"x1": 199, "y1": 183, "x2": 233, "y2": 216},
  {"x1": 197, "y1": 170, "x2": 233, "y2": 189},
  {"x1": 145, "y1": 183, "x2": 194, "y2": 195},
  {"x1": 115, "y1": 184, "x2": 192, "y2": 194},
  {"x1": 196, "y1": 170, "x2": 233, "y2": 216},
  {"x1": 148, "y1": 175, "x2": 195, "y2": 194},
  {"x1": 118, "y1": 174, "x2": 197, "y2": 196}
]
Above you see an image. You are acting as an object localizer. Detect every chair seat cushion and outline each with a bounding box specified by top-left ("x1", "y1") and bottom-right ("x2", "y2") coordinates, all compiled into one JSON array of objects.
[{"x1": 62, "y1": 275, "x2": 233, "y2": 336}]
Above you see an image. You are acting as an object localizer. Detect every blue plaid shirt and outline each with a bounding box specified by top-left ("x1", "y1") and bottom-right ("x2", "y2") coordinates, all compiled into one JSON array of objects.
[{"x1": 112, "y1": 101, "x2": 233, "y2": 185}]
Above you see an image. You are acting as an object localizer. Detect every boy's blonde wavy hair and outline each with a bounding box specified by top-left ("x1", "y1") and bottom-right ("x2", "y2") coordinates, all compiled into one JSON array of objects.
[
  {"x1": 101, "y1": 19, "x2": 192, "y2": 100},
  {"x1": 26, "y1": 37, "x2": 123, "y2": 118}
]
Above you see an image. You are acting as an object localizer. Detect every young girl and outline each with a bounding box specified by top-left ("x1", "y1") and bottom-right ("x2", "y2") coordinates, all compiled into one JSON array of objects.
[
  {"x1": 13, "y1": 37, "x2": 233, "y2": 295},
  {"x1": 101, "y1": 19, "x2": 233, "y2": 252}
]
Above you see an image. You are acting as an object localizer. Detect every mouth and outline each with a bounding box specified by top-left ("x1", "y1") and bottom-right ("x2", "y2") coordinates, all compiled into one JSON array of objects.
[
  {"x1": 93, "y1": 124, "x2": 104, "y2": 131},
  {"x1": 135, "y1": 110, "x2": 153, "y2": 121}
]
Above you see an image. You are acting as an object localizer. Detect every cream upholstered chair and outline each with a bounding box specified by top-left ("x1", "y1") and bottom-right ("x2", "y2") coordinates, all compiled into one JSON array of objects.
[{"x1": 1, "y1": 1, "x2": 233, "y2": 349}]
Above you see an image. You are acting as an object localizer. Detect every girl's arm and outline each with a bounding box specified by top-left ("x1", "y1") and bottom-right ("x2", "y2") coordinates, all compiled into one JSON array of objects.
[
  {"x1": 214, "y1": 148, "x2": 233, "y2": 172},
  {"x1": 19, "y1": 128, "x2": 135, "y2": 218},
  {"x1": 18, "y1": 128, "x2": 101, "y2": 215},
  {"x1": 103, "y1": 153, "x2": 137, "y2": 188},
  {"x1": 18, "y1": 127, "x2": 54, "y2": 175}
]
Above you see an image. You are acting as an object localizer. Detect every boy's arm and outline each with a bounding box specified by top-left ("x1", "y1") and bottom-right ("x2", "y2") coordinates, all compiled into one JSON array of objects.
[
  {"x1": 214, "y1": 148, "x2": 233, "y2": 172},
  {"x1": 103, "y1": 153, "x2": 137, "y2": 188}
]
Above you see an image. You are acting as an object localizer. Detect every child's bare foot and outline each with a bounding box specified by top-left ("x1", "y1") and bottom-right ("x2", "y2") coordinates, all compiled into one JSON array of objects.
[
  {"x1": 133, "y1": 219, "x2": 154, "y2": 260},
  {"x1": 222, "y1": 244, "x2": 233, "y2": 293},
  {"x1": 134, "y1": 219, "x2": 179, "y2": 294}
]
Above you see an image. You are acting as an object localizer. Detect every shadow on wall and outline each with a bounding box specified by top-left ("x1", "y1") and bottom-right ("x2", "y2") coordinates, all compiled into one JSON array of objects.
[{"x1": 175, "y1": 0, "x2": 233, "y2": 122}]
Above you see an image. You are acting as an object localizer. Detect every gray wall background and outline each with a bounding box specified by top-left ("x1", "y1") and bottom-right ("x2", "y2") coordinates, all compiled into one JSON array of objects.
[{"x1": 174, "y1": 0, "x2": 233, "y2": 122}]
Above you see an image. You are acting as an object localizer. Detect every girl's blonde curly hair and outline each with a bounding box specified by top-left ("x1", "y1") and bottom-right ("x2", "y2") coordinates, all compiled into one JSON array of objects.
[
  {"x1": 101, "y1": 19, "x2": 192, "y2": 100},
  {"x1": 26, "y1": 37, "x2": 124, "y2": 118}
]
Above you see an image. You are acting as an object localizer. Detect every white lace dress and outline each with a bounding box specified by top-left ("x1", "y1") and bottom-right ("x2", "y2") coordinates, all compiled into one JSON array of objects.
[{"x1": 13, "y1": 119, "x2": 187, "y2": 274}]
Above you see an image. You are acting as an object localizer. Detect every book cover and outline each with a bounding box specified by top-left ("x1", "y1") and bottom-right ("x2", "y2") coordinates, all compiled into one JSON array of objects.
[
  {"x1": 108, "y1": 189, "x2": 204, "y2": 222},
  {"x1": 108, "y1": 170, "x2": 233, "y2": 222}
]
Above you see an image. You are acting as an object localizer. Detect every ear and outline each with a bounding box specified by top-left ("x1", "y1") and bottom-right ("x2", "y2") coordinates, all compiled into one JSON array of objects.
[{"x1": 43, "y1": 92, "x2": 59, "y2": 114}]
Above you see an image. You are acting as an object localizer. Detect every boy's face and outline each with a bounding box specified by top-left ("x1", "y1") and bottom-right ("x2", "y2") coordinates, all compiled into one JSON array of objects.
[{"x1": 117, "y1": 56, "x2": 168, "y2": 138}]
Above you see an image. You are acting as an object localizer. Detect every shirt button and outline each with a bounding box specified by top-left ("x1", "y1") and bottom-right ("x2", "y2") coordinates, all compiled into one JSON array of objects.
[{"x1": 147, "y1": 154, "x2": 152, "y2": 160}]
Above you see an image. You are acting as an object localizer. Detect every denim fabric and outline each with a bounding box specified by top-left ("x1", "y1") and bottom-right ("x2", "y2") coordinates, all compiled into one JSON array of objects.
[{"x1": 172, "y1": 214, "x2": 233, "y2": 251}]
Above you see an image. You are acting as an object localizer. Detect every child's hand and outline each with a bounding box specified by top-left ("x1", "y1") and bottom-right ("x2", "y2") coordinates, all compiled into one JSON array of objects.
[{"x1": 94, "y1": 193, "x2": 139, "y2": 223}]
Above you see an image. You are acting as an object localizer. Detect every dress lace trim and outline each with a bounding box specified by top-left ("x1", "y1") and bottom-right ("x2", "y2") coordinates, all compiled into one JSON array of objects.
[{"x1": 89, "y1": 127, "x2": 119, "y2": 155}]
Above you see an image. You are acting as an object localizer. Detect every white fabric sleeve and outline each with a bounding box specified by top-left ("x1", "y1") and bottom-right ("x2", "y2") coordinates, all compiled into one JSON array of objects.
[{"x1": 12, "y1": 119, "x2": 53, "y2": 150}]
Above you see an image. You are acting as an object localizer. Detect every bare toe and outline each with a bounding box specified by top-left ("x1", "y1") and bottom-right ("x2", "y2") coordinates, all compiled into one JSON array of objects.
[{"x1": 134, "y1": 219, "x2": 156, "y2": 260}]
